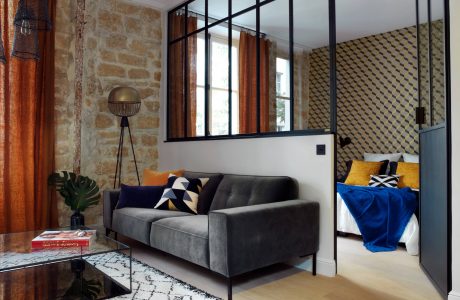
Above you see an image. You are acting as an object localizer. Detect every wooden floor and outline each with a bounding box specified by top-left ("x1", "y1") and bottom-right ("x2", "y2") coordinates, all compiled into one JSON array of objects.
[{"x1": 122, "y1": 235, "x2": 442, "y2": 300}]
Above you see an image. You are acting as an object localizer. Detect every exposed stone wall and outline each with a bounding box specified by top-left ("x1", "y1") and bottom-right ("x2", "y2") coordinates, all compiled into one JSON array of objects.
[
  {"x1": 55, "y1": 0, "x2": 77, "y2": 226},
  {"x1": 54, "y1": 0, "x2": 162, "y2": 226}
]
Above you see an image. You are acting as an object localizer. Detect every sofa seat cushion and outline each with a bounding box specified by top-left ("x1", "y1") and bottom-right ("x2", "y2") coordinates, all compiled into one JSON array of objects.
[
  {"x1": 150, "y1": 215, "x2": 209, "y2": 268},
  {"x1": 112, "y1": 208, "x2": 191, "y2": 245}
]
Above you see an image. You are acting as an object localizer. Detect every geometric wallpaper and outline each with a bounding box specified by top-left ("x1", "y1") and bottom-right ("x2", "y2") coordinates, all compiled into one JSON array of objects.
[{"x1": 308, "y1": 25, "x2": 438, "y2": 175}]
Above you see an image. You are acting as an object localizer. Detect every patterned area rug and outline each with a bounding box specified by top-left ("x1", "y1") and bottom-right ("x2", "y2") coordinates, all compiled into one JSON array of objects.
[{"x1": 85, "y1": 252, "x2": 221, "y2": 300}]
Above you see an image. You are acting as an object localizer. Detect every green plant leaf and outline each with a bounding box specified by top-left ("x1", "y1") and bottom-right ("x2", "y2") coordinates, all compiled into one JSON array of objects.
[{"x1": 48, "y1": 171, "x2": 101, "y2": 212}]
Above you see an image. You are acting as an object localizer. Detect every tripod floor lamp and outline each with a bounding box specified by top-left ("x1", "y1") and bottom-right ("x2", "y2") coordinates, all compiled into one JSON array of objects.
[{"x1": 108, "y1": 87, "x2": 141, "y2": 188}]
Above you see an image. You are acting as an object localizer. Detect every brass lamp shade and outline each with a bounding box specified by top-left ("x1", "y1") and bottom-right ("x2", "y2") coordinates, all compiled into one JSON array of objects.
[{"x1": 108, "y1": 87, "x2": 141, "y2": 117}]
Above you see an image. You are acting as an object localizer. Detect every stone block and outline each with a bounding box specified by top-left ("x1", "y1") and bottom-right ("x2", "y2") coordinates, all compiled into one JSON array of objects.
[{"x1": 97, "y1": 63, "x2": 126, "y2": 78}]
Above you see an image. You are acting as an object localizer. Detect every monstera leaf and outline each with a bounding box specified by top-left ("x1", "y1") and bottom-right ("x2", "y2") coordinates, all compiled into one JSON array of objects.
[{"x1": 48, "y1": 171, "x2": 100, "y2": 212}]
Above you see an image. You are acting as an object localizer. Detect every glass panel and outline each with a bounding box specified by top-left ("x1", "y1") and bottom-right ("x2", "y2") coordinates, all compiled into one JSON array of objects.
[
  {"x1": 232, "y1": 0, "x2": 256, "y2": 14},
  {"x1": 188, "y1": 0, "x2": 206, "y2": 31},
  {"x1": 233, "y1": 9, "x2": 257, "y2": 134},
  {"x1": 209, "y1": 22, "x2": 230, "y2": 136},
  {"x1": 431, "y1": 0, "x2": 445, "y2": 126},
  {"x1": 209, "y1": 0, "x2": 228, "y2": 25},
  {"x1": 419, "y1": 0, "x2": 430, "y2": 129},
  {"x1": 260, "y1": 1, "x2": 291, "y2": 133},
  {"x1": 192, "y1": 31, "x2": 206, "y2": 137},
  {"x1": 168, "y1": 40, "x2": 185, "y2": 139},
  {"x1": 169, "y1": 8, "x2": 186, "y2": 41},
  {"x1": 293, "y1": 0, "x2": 329, "y2": 130}
]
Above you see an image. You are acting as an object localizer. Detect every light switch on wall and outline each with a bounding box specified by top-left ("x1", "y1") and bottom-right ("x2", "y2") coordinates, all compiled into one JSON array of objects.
[{"x1": 316, "y1": 144, "x2": 326, "y2": 155}]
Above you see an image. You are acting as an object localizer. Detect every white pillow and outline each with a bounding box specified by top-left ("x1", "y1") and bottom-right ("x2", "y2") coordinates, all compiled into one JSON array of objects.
[
  {"x1": 403, "y1": 153, "x2": 419, "y2": 163},
  {"x1": 363, "y1": 153, "x2": 402, "y2": 162}
]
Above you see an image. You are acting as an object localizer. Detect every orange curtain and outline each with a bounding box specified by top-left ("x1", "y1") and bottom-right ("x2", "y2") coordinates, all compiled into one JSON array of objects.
[
  {"x1": 168, "y1": 13, "x2": 197, "y2": 138},
  {"x1": 238, "y1": 32, "x2": 270, "y2": 134},
  {"x1": 0, "y1": 0, "x2": 57, "y2": 234}
]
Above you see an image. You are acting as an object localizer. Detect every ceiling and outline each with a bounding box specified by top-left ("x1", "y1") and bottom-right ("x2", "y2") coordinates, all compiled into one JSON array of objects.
[{"x1": 134, "y1": 0, "x2": 444, "y2": 49}]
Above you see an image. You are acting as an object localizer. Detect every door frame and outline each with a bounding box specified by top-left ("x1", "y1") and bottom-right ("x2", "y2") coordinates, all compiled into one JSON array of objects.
[{"x1": 332, "y1": 0, "x2": 452, "y2": 297}]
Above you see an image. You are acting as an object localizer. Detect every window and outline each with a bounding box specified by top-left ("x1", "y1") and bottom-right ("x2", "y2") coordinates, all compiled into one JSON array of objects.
[
  {"x1": 167, "y1": 0, "x2": 332, "y2": 141},
  {"x1": 196, "y1": 35, "x2": 239, "y2": 136},
  {"x1": 276, "y1": 57, "x2": 291, "y2": 132}
]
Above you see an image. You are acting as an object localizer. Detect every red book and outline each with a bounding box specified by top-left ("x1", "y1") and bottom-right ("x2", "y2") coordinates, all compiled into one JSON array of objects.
[{"x1": 31, "y1": 230, "x2": 96, "y2": 249}]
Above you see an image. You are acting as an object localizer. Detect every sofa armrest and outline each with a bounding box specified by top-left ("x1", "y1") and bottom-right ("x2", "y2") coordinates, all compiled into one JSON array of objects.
[
  {"x1": 208, "y1": 199, "x2": 319, "y2": 277},
  {"x1": 103, "y1": 189, "x2": 120, "y2": 230}
]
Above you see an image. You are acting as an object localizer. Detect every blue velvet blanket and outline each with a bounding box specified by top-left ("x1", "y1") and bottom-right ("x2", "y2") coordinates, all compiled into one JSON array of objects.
[{"x1": 337, "y1": 183, "x2": 417, "y2": 252}]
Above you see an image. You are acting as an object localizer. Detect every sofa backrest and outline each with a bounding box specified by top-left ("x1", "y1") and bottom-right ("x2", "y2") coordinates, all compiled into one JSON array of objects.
[
  {"x1": 183, "y1": 171, "x2": 223, "y2": 214},
  {"x1": 209, "y1": 174, "x2": 298, "y2": 211}
]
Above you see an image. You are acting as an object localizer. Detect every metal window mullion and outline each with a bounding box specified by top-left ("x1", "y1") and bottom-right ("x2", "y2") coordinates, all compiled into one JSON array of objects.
[
  {"x1": 289, "y1": 0, "x2": 294, "y2": 131},
  {"x1": 204, "y1": 0, "x2": 210, "y2": 137},
  {"x1": 228, "y1": 0, "x2": 233, "y2": 136},
  {"x1": 167, "y1": 11, "x2": 172, "y2": 140},
  {"x1": 329, "y1": 0, "x2": 337, "y2": 133},
  {"x1": 184, "y1": 5, "x2": 189, "y2": 137},
  {"x1": 256, "y1": 0, "x2": 261, "y2": 134}
]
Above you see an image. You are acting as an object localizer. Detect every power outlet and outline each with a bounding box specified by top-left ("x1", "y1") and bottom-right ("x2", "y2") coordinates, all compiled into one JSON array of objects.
[{"x1": 316, "y1": 144, "x2": 326, "y2": 155}]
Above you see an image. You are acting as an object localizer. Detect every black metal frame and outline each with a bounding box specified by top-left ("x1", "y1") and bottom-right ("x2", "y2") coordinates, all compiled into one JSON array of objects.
[
  {"x1": 166, "y1": 0, "x2": 336, "y2": 141},
  {"x1": 414, "y1": 0, "x2": 452, "y2": 297}
]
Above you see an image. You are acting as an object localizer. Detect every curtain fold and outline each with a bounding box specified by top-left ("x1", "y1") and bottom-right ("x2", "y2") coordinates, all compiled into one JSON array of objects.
[
  {"x1": 238, "y1": 32, "x2": 270, "y2": 134},
  {"x1": 0, "y1": 0, "x2": 57, "y2": 234},
  {"x1": 168, "y1": 13, "x2": 197, "y2": 138}
]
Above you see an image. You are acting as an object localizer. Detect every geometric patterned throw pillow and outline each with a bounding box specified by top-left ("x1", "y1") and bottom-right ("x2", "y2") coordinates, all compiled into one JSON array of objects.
[
  {"x1": 368, "y1": 175, "x2": 400, "y2": 188},
  {"x1": 154, "y1": 174, "x2": 209, "y2": 214}
]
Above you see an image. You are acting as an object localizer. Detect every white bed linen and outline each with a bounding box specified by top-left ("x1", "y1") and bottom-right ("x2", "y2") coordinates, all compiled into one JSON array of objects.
[{"x1": 337, "y1": 192, "x2": 419, "y2": 255}]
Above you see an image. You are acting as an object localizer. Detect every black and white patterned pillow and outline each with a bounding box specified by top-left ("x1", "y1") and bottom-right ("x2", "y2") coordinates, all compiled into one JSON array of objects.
[
  {"x1": 368, "y1": 175, "x2": 400, "y2": 188},
  {"x1": 154, "y1": 174, "x2": 209, "y2": 214}
]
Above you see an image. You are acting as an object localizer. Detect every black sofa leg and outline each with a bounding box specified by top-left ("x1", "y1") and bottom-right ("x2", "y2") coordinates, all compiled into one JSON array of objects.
[
  {"x1": 227, "y1": 277, "x2": 232, "y2": 300},
  {"x1": 114, "y1": 232, "x2": 118, "y2": 241},
  {"x1": 105, "y1": 228, "x2": 111, "y2": 236},
  {"x1": 312, "y1": 253, "x2": 317, "y2": 276}
]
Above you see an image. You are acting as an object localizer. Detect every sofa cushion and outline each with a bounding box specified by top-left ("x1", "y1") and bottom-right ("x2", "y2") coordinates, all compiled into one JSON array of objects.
[
  {"x1": 116, "y1": 184, "x2": 164, "y2": 209},
  {"x1": 210, "y1": 175, "x2": 298, "y2": 211},
  {"x1": 112, "y1": 208, "x2": 191, "y2": 244},
  {"x1": 150, "y1": 215, "x2": 209, "y2": 268},
  {"x1": 155, "y1": 175, "x2": 209, "y2": 214},
  {"x1": 183, "y1": 171, "x2": 223, "y2": 215}
]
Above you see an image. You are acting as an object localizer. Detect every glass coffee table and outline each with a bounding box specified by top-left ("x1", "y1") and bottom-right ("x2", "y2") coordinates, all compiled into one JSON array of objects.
[{"x1": 0, "y1": 226, "x2": 131, "y2": 299}]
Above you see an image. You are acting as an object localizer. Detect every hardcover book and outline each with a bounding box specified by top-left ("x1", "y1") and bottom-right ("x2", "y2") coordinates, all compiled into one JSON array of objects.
[{"x1": 31, "y1": 230, "x2": 96, "y2": 249}]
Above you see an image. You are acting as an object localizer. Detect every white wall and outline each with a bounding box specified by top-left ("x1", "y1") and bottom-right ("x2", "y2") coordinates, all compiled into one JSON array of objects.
[
  {"x1": 158, "y1": 136, "x2": 336, "y2": 276},
  {"x1": 159, "y1": 11, "x2": 336, "y2": 277},
  {"x1": 449, "y1": 1, "x2": 460, "y2": 299}
]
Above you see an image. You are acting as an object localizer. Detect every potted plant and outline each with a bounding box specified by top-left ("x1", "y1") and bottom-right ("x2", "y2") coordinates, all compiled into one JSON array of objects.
[{"x1": 48, "y1": 171, "x2": 100, "y2": 229}]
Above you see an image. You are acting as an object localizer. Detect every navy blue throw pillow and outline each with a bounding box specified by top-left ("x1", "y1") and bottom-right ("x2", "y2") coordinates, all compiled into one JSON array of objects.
[{"x1": 116, "y1": 184, "x2": 165, "y2": 209}]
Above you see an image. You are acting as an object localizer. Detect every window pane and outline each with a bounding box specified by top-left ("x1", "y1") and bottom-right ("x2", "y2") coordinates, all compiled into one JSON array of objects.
[
  {"x1": 233, "y1": 9, "x2": 257, "y2": 134},
  {"x1": 188, "y1": 0, "x2": 206, "y2": 31},
  {"x1": 209, "y1": 22, "x2": 230, "y2": 136},
  {"x1": 194, "y1": 32, "x2": 206, "y2": 137},
  {"x1": 276, "y1": 98, "x2": 290, "y2": 132},
  {"x1": 232, "y1": 0, "x2": 256, "y2": 14},
  {"x1": 196, "y1": 87, "x2": 205, "y2": 136},
  {"x1": 293, "y1": 0, "x2": 330, "y2": 130},
  {"x1": 211, "y1": 89, "x2": 229, "y2": 136},
  {"x1": 260, "y1": 1, "x2": 290, "y2": 132},
  {"x1": 209, "y1": 0, "x2": 228, "y2": 25},
  {"x1": 211, "y1": 39, "x2": 229, "y2": 89},
  {"x1": 169, "y1": 9, "x2": 186, "y2": 41},
  {"x1": 168, "y1": 40, "x2": 185, "y2": 138}
]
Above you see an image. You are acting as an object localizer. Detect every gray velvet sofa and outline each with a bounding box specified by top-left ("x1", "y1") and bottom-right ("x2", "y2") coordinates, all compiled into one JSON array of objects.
[{"x1": 103, "y1": 171, "x2": 319, "y2": 300}]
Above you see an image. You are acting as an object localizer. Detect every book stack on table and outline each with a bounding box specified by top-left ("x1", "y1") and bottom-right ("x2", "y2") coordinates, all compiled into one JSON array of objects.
[{"x1": 31, "y1": 230, "x2": 96, "y2": 249}]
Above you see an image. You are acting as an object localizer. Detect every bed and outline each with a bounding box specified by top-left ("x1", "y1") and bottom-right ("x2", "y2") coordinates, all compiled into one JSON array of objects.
[{"x1": 337, "y1": 191, "x2": 420, "y2": 256}]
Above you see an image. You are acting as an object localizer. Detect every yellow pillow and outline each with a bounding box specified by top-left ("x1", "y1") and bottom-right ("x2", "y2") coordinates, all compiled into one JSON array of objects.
[
  {"x1": 395, "y1": 162, "x2": 419, "y2": 189},
  {"x1": 143, "y1": 169, "x2": 184, "y2": 186},
  {"x1": 344, "y1": 160, "x2": 384, "y2": 186}
]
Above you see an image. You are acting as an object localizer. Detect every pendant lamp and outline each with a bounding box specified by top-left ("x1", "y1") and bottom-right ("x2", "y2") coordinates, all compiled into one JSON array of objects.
[
  {"x1": 11, "y1": 0, "x2": 52, "y2": 60},
  {"x1": 14, "y1": 0, "x2": 52, "y2": 32}
]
